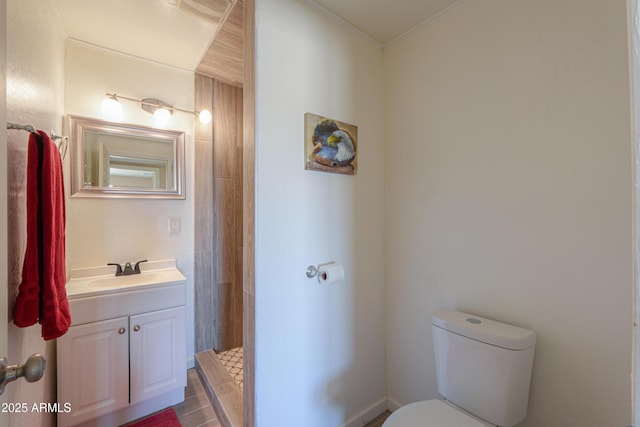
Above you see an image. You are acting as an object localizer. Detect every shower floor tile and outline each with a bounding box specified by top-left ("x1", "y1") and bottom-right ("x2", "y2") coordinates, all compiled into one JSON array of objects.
[{"x1": 216, "y1": 347, "x2": 243, "y2": 389}]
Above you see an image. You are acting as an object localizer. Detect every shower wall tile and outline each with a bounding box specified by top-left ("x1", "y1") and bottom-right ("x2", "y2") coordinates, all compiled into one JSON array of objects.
[
  {"x1": 236, "y1": 246, "x2": 243, "y2": 315},
  {"x1": 195, "y1": 74, "x2": 244, "y2": 354},
  {"x1": 234, "y1": 92, "x2": 243, "y2": 150},
  {"x1": 214, "y1": 281, "x2": 242, "y2": 350},
  {"x1": 195, "y1": 73, "x2": 215, "y2": 352},
  {"x1": 214, "y1": 81, "x2": 242, "y2": 179},
  {"x1": 231, "y1": 278, "x2": 243, "y2": 347},
  {"x1": 194, "y1": 251, "x2": 215, "y2": 352},
  {"x1": 214, "y1": 281, "x2": 231, "y2": 350},
  {"x1": 215, "y1": 178, "x2": 235, "y2": 285},
  {"x1": 195, "y1": 138, "x2": 214, "y2": 253},
  {"x1": 234, "y1": 146, "x2": 243, "y2": 248}
]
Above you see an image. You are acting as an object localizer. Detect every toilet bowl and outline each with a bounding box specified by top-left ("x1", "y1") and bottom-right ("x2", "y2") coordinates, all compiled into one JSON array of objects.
[
  {"x1": 383, "y1": 309, "x2": 536, "y2": 427},
  {"x1": 383, "y1": 400, "x2": 493, "y2": 427}
]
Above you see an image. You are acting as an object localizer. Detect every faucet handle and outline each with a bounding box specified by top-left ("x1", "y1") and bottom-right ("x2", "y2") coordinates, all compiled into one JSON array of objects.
[
  {"x1": 133, "y1": 259, "x2": 148, "y2": 274},
  {"x1": 107, "y1": 263, "x2": 123, "y2": 276}
]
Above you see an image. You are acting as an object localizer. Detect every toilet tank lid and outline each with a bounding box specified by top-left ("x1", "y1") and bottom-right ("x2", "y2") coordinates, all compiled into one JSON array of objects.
[{"x1": 432, "y1": 309, "x2": 536, "y2": 350}]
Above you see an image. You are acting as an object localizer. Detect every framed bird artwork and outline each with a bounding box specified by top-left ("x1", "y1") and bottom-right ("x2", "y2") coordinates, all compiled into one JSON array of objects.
[{"x1": 304, "y1": 113, "x2": 358, "y2": 175}]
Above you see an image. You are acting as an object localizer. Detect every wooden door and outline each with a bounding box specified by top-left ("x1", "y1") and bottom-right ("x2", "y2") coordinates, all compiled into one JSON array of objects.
[{"x1": 0, "y1": 0, "x2": 7, "y2": 417}]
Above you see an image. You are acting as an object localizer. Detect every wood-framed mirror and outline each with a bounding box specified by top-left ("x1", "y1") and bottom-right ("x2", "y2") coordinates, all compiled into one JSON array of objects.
[{"x1": 67, "y1": 115, "x2": 185, "y2": 199}]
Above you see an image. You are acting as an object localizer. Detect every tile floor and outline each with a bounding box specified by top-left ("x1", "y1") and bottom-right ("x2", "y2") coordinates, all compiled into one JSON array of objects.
[
  {"x1": 171, "y1": 369, "x2": 221, "y2": 427},
  {"x1": 365, "y1": 410, "x2": 392, "y2": 427},
  {"x1": 168, "y1": 368, "x2": 390, "y2": 427},
  {"x1": 216, "y1": 346, "x2": 244, "y2": 389}
]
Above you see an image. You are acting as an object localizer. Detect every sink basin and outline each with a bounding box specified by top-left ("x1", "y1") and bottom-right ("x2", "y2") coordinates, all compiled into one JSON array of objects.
[
  {"x1": 66, "y1": 261, "x2": 187, "y2": 299},
  {"x1": 65, "y1": 260, "x2": 187, "y2": 326},
  {"x1": 88, "y1": 272, "x2": 167, "y2": 288}
]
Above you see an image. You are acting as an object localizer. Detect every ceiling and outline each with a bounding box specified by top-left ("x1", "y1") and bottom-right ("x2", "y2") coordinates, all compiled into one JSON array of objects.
[
  {"x1": 311, "y1": 0, "x2": 463, "y2": 44},
  {"x1": 196, "y1": 1, "x2": 244, "y2": 87},
  {"x1": 53, "y1": 0, "x2": 231, "y2": 71},
  {"x1": 53, "y1": 0, "x2": 462, "y2": 72}
]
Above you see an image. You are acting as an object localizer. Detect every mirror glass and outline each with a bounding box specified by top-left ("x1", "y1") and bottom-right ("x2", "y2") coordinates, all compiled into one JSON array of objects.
[{"x1": 68, "y1": 115, "x2": 185, "y2": 198}]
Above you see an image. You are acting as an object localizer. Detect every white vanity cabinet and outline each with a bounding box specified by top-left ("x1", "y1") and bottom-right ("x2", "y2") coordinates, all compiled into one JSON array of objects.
[
  {"x1": 129, "y1": 307, "x2": 186, "y2": 403},
  {"x1": 58, "y1": 264, "x2": 187, "y2": 427}
]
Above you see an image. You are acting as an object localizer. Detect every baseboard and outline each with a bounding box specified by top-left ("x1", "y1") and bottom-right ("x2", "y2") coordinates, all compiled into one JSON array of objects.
[
  {"x1": 341, "y1": 397, "x2": 388, "y2": 427},
  {"x1": 386, "y1": 396, "x2": 402, "y2": 412}
]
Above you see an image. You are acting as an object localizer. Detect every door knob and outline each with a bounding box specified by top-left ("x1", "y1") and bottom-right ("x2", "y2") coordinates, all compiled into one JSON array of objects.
[{"x1": 0, "y1": 353, "x2": 46, "y2": 395}]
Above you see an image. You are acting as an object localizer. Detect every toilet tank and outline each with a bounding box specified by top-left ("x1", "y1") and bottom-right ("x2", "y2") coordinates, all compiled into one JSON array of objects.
[{"x1": 432, "y1": 310, "x2": 536, "y2": 427}]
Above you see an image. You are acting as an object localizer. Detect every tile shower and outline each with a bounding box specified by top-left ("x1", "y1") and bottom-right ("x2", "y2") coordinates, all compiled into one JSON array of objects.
[
  {"x1": 194, "y1": 74, "x2": 244, "y2": 426},
  {"x1": 194, "y1": 74, "x2": 244, "y2": 353}
]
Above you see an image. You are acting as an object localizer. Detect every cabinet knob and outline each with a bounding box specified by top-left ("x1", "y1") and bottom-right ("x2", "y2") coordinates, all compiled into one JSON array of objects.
[
  {"x1": 118, "y1": 327, "x2": 126, "y2": 335},
  {"x1": 133, "y1": 325, "x2": 141, "y2": 332}
]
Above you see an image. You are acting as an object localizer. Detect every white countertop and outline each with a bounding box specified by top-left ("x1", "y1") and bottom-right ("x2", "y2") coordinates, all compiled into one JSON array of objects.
[{"x1": 66, "y1": 259, "x2": 186, "y2": 299}]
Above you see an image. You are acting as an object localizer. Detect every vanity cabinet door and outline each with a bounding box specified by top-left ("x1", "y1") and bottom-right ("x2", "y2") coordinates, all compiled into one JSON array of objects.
[
  {"x1": 57, "y1": 316, "x2": 130, "y2": 427},
  {"x1": 129, "y1": 306, "x2": 186, "y2": 404}
]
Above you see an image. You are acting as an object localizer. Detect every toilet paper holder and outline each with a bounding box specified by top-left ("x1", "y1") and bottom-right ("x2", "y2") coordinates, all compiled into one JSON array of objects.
[
  {"x1": 306, "y1": 265, "x2": 326, "y2": 282},
  {"x1": 306, "y1": 262, "x2": 345, "y2": 284}
]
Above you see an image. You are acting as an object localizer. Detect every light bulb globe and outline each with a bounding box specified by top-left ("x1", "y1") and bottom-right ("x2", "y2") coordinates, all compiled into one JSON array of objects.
[
  {"x1": 154, "y1": 107, "x2": 171, "y2": 126},
  {"x1": 102, "y1": 96, "x2": 122, "y2": 121},
  {"x1": 199, "y1": 109, "x2": 212, "y2": 124}
]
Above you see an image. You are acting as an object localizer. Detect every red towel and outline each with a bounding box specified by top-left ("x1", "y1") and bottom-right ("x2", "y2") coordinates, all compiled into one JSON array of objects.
[{"x1": 13, "y1": 131, "x2": 71, "y2": 340}]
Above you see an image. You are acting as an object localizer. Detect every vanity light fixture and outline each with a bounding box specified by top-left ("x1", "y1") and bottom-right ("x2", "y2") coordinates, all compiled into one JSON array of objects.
[
  {"x1": 101, "y1": 93, "x2": 123, "y2": 122},
  {"x1": 139, "y1": 97, "x2": 173, "y2": 127},
  {"x1": 103, "y1": 93, "x2": 212, "y2": 125}
]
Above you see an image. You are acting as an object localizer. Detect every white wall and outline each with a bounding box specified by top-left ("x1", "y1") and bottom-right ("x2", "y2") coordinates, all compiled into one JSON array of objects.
[
  {"x1": 254, "y1": 0, "x2": 387, "y2": 425},
  {"x1": 64, "y1": 41, "x2": 196, "y2": 364},
  {"x1": 6, "y1": 0, "x2": 66, "y2": 425},
  {"x1": 384, "y1": 1, "x2": 633, "y2": 426}
]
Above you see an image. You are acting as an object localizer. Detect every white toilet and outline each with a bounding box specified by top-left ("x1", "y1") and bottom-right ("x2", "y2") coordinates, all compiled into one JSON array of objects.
[{"x1": 384, "y1": 309, "x2": 536, "y2": 427}]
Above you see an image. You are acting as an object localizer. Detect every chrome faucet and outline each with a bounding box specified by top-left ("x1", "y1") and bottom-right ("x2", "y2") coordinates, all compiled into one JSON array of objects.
[{"x1": 107, "y1": 259, "x2": 148, "y2": 276}]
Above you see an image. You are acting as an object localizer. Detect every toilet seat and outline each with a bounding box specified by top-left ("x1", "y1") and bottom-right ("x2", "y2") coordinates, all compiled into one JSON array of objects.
[{"x1": 383, "y1": 400, "x2": 494, "y2": 427}]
